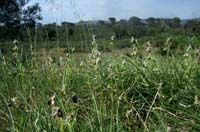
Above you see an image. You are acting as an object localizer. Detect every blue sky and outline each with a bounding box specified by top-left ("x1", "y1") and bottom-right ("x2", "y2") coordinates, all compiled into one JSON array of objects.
[{"x1": 28, "y1": 0, "x2": 200, "y2": 24}]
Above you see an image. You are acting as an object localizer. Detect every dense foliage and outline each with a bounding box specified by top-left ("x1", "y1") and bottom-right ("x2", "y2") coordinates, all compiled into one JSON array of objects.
[
  {"x1": 1, "y1": 40, "x2": 200, "y2": 131},
  {"x1": 0, "y1": 0, "x2": 42, "y2": 41}
]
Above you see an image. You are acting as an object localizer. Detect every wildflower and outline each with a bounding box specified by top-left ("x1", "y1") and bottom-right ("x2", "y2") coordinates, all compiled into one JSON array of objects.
[
  {"x1": 147, "y1": 41, "x2": 151, "y2": 47},
  {"x1": 13, "y1": 39, "x2": 18, "y2": 45},
  {"x1": 109, "y1": 64, "x2": 112, "y2": 69},
  {"x1": 95, "y1": 57, "x2": 101, "y2": 65},
  {"x1": 110, "y1": 42, "x2": 113, "y2": 46},
  {"x1": 153, "y1": 68, "x2": 160, "y2": 73},
  {"x1": 146, "y1": 46, "x2": 152, "y2": 53},
  {"x1": 111, "y1": 35, "x2": 115, "y2": 41},
  {"x1": 72, "y1": 94, "x2": 78, "y2": 103},
  {"x1": 130, "y1": 36, "x2": 134, "y2": 43},
  {"x1": 61, "y1": 88, "x2": 66, "y2": 96},
  {"x1": 2, "y1": 56, "x2": 6, "y2": 65},
  {"x1": 126, "y1": 108, "x2": 134, "y2": 118},
  {"x1": 13, "y1": 44, "x2": 18, "y2": 51},
  {"x1": 186, "y1": 45, "x2": 192, "y2": 52},
  {"x1": 195, "y1": 49, "x2": 200, "y2": 55},
  {"x1": 66, "y1": 53, "x2": 70, "y2": 57},
  {"x1": 183, "y1": 53, "x2": 189, "y2": 58},
  {"x1": 131, "y1": 47, "x2": 137, "y2": 56},
  {"x1": 194, "y1": 95, "x2": 199, "y2": 105},
  {"x1": 59, "y1": 57, "x2": 63, "y2": 65},
  {"x1": 71, "y1": 48, "x2": 75, "y2": 53},
  {"x1": 52, "y1": 107, "x2": 63, "y2": 118},
  {"x1": 92, "y1": 34, "x2": 96, "y2": 40},
  {"x1": 48, "y1": 56, "x2": 53, "y2": 63},
  {"x1": 108, "y1": 64, "x2": 113, "y2": 71},
  {"x1": 167, "y1": 126, "x2": 172, "y2": 132},
  {"x1": 143, "y1": 61, "x2": 147, "y2": 68},
  {"x1": 118, "y1": 93, "x2": 124, "y2": 101},
  {"x1": 64, "y1": 113, "x2": 74, "y2": 124},
  {"x1": 80, "y1": 61, "x2": 84, "y2": 67},
  {"x1": 122, "y1": 60, "x2": 126, "y2": 65},
  {"x1": 48, "y1": 93, "x2": 56, "y2": 106},
  {"x1": 135, "y1": 39, "x2": 138, "y2": 44},
  {"x1": 92, "y1": 34, "x2": 96, "y2": 45},
  {"x1": 11, "y1": 97, "x2": 18, "y2": 104},
  {"x1": 166, "y1": 37, "x2": 172, "y2": 44},
  {"x1": 9, "y1": 97, "x2": 19, "y2": 107}
]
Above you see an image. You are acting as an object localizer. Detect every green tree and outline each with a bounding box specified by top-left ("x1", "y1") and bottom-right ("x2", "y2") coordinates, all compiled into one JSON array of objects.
[
  {"x1": 147, "y1": 17, "x2": 156, "y2": 26},
  {"x1": 128, "y1": 16, "x2": 141, "y2": 25},
  {"x1": 170, "y1": 17, "x2": 181, "y2": 28},
  {"x1": 185, "y1": 20, "x2": 200, "y2": 35},
  {"x1": 22, "y1": 3, "x2": 42, "y2": 28},
  {"x1": 0, "y1": 0, "x2": 42, "y2": 40},
  {"x1": 109, "y1": 17, "x2": 116, "y2": 25}
]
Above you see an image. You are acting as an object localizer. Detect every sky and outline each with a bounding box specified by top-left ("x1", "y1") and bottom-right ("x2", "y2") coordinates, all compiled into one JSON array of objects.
[{"x1": 28, "y1": 0, "x2": 200, "y2": 24}]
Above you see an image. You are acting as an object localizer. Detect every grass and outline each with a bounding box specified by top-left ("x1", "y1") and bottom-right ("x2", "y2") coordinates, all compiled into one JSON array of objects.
[{"x1": 1, "y1": 38, "x2": 200, "y2": 131}]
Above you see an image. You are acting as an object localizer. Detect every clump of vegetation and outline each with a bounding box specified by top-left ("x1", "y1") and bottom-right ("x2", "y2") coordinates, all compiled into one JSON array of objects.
[
  {"x1": 1, "y1": 37, "x2": 200, "y2": 131},
  {"x1": 1, "y1": 1, "x2": 200, "y2": 131}
]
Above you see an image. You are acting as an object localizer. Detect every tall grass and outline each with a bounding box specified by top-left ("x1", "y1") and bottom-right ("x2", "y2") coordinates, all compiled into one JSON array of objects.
[{"x1": 1, "y1": 37, "x2": 200, "y2": 131}]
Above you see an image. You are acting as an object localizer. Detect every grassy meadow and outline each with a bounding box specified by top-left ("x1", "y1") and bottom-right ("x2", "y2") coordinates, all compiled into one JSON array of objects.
[{"x1": 1, "y1": 36, "x2": 200, "y2": 131}]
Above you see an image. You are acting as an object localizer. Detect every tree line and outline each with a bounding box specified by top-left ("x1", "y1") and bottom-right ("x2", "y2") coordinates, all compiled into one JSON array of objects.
[{"x1": 1, "y1": 0, "x2": 200, "y2": 42}]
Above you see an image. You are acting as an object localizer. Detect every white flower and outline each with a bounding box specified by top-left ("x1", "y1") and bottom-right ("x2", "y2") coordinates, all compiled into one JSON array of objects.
[
  {"x1": 51, "y1": 107, "x2": 63, "y2": 117},
  {"x1": 186, "y1": 45, "x2": 192, "y2": 52},
  {"x1": 13, "y1": 39, "x2": 18, "y2": 44},
  {"x1": 126, "y1": 109, "x2": 133, "y2": 118},
  {"x1": 92, "y1": 34, "x2": 96, "y2": 40},
  {"x1": 183, "y1": 53, "x2": 189, "y2": 57},
  {"x1": 146, "y1": 46, "x2": 152, "y2": 52},
  {"x1": 194, "y1": 95, "x2": 199, "y2": 105},
  {"x1": 71, "y1": 48, "x2": 75, "y2": 53},
  {"x1": 66, "y1": 53, "x2": 70, "y2": 57},
  {"x1": 147, "y1": 41, "x2": 151, "y2": 47},
  {"x1": 11, "y1": 97, "x2": 18, "y2": 103},
  {"x1": 135, "y1": 39, "x2": 139, "y2": 45},
  {"x1": 48, "y1": 93, "x2": 56, "y2": 106},
  {"x1": 13, "y1": 44, "x2": 18, "y2": 51},
  {"x1": 95, "y1": 57, "x2": 101, "y2": 65},
  {"x1": 59, "y1": 57, "x2": 63, "y2": 64},
  {"x1": 130, "y1": 36, "x2": 134, "y2": 43},
  {"x1": 92, "y1": 34, "x2": 96, "y2": 45},
  {"x1": 11, "y1": 97, "x2": 19, "y2": 107},
  {"x1": 2, "y1": 56, "x2": 6, "y2": 65},
  {"x1": 122, "y1": 60, "x2": 126, "y2": 65},
  {"x1": 80, "y1": 61, "x2": 84, "y2": 67},
  {"x1": 64, "y1": 113, "x2": 74, "y2": 124},
  {"x1": 111, "y1": 35, "x2": 115, "y2": 41},
  {"x1": 195, "y1": 49, "x2": 200, "y2": 54}
]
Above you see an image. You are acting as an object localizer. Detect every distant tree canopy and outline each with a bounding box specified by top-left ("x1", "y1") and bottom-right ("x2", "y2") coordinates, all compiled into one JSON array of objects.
[
  {"x1": 0, "y1": 1, "x2": 200, "y2": 42},
  {"x1": 0, "y1": 0, "x2": 42, "y2": 40},
  {"x1": 128, "y1": 16, "x2": 141, "y2": 25},
  {"x1": 109, "y1": 17, "x2": 116, "y2": 25}
]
